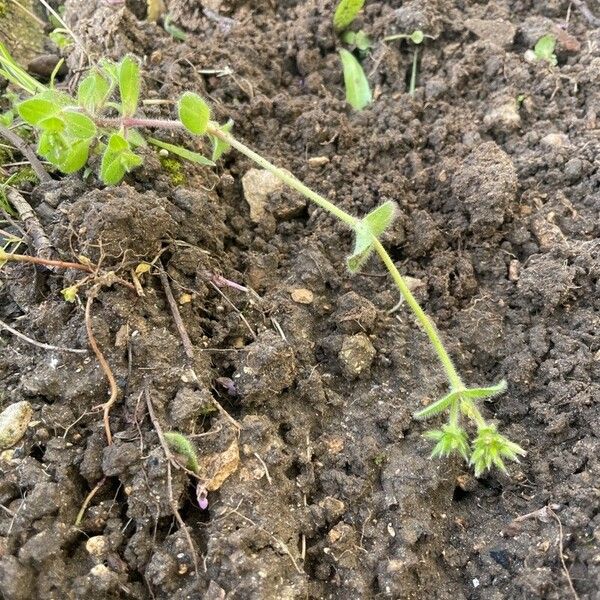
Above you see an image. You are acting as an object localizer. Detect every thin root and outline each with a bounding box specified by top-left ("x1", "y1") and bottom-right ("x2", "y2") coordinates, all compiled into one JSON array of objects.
[{"x1": 85, "y1": 296, "x2": 118, "y2": 444}]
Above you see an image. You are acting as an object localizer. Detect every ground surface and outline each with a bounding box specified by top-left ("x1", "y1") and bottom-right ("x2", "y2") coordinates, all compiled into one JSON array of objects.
[{"x1": 0, "y1": 0, "x2": 599, "y2": 598}]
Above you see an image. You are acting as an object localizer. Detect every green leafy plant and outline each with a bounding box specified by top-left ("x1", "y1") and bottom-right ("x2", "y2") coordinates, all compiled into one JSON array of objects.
[
  {"x1": 0, "y1": 50, "x2": 524, "y2": 476},
  {"x1": 384, "y1": 29, "x2": 433, "y2": 95},
  {"x1": 532, "y1": 34, "x2": 558, "y2": 66},
  {"x1": 333, "y1": 1, "x2": 372, "y2": 110}
]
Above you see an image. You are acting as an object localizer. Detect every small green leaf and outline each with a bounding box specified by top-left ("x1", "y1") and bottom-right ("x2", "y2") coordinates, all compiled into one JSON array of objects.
[
  {"x1": 49, "y1": 29, "x2": 73, "y2": 50},
  {"x1": 347, "y1": 201, "x2": 397, "y2": 272},
  {"x1": 37, "y1": 130, "x2": 66, "y2": 165},
  {"x1": 61, "y1": 285, "x2": 79, "y2": 302},
  {"x1": 210, "y1": 118, "x2": 234, "y2": 161},
  {"x1": 333, "y1": 0, "x2": 365, "y2": 31},
  {"x1": 178, "y1": 92, "x2": 211, "y2": 135},
  {"x1": 355, "y1": 30, "x2": 372, "y2": 51},
  {"x1": 118, "y1": 56, "x2": 141, "y2": 117},
  {"x1": 148, "y1": 137, "x2": 215, "y2": 166},
  {"x1": 100, "y1": 133, "x2": 141, "y2": 185},
  {"x1": 17, "y1": 98, "x2": 59, "y2": 125},
  {"x1": 58, "y1": 139, "x2": 90, "y2": 173},
  {"x1": 410, "y1": 30, "x2": 424, "y2": 44},
  {"x1": 363, "y1": 200, "x2": 396, "y2": 237},
  {"x1": 77, "y1": 71, "x2": 111, "y2": 113},
  {"x1": 164, "y1": 431, "x2": 199, "y2": 473},
  {"x1": 339, "y1": 49, "x2": 372, "y2": 111},
  {"x1": 107, "y1": 132, "x2": 129, "y2": 152},
  {"x1": 0, "y1": 110, "x2": 13, "y2": 126},
  {"x1": 164, "y1": 14, "x2": 187, "y2": 41},
  {"x1": 38, "y1": 116, "x2": 65, "y2": 133},
  {"x1": 101, "y1": 149, "x2": 126, "y2": 185},
  {"x1": 534, "y1": 34, "x2": 557, "y2": 65},
  {"x1": 460, "y1": 380, "x2": 507, "y2": 401},
  {"x1": 63, "y1": 111, "x2": 97, "y2": 139},
  {"x1": 342, "y1": 31, "x2": 356, "y2": 45}
]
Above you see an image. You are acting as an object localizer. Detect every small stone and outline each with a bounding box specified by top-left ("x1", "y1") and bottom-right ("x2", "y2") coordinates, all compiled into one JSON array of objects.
[
  {"x1": 508, "y1": 259, "x2": 520, "y2": 282},
  {"x1": 308, "y1": 156, "x2": 330, "y2": 167},
  {"x1": 465, "y1": 18, "x2": 516, "y2": 49},
  {"x1": 483, "y1": 102, "x2": 521, "y2": 132},
  {"x1": 86, "y1": 536, "x2": 108, "y2": 558},
  {"x1": 242, "y1": 168, "x2": 285, "y2": 223},
  {"x1": 0, "y1": 402, "x2": 33, "y2": 450},
  {"x1": 564, "y1": 158, "x2": 583, "y2": 182},
  {"x1": 291, "y1": 288, "x2": 314, "y2": 304},
  {"x1": 540, "y1": 133, "x2": 569, "y2": 149},
  {"x1": 338, "y1": 333, "x2": 376, "y2": 377}
]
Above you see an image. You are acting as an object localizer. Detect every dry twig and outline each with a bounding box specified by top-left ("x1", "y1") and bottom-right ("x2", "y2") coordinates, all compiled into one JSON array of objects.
[
  {"x1": 0, "y1": 124, "x2": 50, "y2": 183},
  {"x1": 6, "y1": 187, "x2": 53, "y2": 262},
  {"x1": 0, "y1": 316, "x2": 87, "y2": 354},
  {"x1": 75, "y1": 477, "x2": 106, "y2": 526},
  {"x1": 145, "y1": 387, "x2": 200, "y2": 579}
]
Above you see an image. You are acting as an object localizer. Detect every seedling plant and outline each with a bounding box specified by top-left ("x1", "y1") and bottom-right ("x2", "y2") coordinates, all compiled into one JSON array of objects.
[
  {"x1": 1, "y1": 48, "x2": 525, "y2": 476},
  {"x1": 333, "y1": 0, "x2": 372, "y2": 110},
  {"x1": 384, "y1": 29, "x2": 433, "y2": 95}
]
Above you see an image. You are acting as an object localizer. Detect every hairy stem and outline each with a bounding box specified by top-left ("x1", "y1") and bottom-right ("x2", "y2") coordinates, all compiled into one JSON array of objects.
[{"x1": 207, "y1": 124, "x2": 463, "y2": 389}]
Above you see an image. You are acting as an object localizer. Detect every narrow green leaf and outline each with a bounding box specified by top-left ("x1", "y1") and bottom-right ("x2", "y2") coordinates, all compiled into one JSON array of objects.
[
  {"x1": 77, "y1": 71, "x2": 111, "y2": 113},
  {"x1": 210, "y1": 119, "x2": 234, "y2": 161},
  {"x1": 59, "y1": 139, "x2": 90, "y2": 173},
  {"x1": 414, "y1": 391, "x2": 457, "y2": 420},
  {"x1": 363, "y1": 200, "x2": 397, "y2": 237},
  {"x1": 347, "y1": 224, "x2": 374, "y2": 272},
  {"x1": 63, "y1": 111, "x2": 97, "y2": 139},
  {"x1": 339, "y1": 49, "x2": 372, "y2": 111},
  {"x1": 460, "y1": 380, "x2": 507, "y2": 401},
  {"x1": 17, "y1": 98, "x2": 59, "y2": 125},
  {"x1": 178, "y1": 92, "x2": 211, "y2": 135},
  {"x1": 118, "y1": 56, "x2": 140, "y2": 117},
  {"x1": 416, "y1": 380, "x2": 508, "y2": 420},
  {"x1": 148, "y1": 137, "x2": 215, "y2": 166},
  {"x1": 333, "y1": 0, "x2": 365, "y2": 31},
  {"x1": 347, "y1": 201, "x2": 397, "y2": 272}
]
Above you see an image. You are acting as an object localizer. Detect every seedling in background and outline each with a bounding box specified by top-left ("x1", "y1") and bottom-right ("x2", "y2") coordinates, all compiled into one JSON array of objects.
[
  {"x1": 526, "y1": 34, "x2": 558, "y2": 66},
  {"x1": 384, "y1": 30, "x2": 433, "y2": 95},
  {"x1": 1, "y1": 50, "x2": 525, "y2": 476},
  {"x1": 333, "y1": 0, "x2": 372, "y2": 110}
]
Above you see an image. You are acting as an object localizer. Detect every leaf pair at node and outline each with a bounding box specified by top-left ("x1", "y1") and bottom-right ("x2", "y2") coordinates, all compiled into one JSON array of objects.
[
  {"x1": 414, "y1": 380, "x2": 507, "y2": 420},
  {"x1": 347, "y1": 200, "x2": 397, "y2": 272}
]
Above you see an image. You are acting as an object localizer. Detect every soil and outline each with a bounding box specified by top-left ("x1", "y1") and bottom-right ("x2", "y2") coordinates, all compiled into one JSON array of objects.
[{"x1": 0, "y1": 0, "x2": 599, "y2": 598}]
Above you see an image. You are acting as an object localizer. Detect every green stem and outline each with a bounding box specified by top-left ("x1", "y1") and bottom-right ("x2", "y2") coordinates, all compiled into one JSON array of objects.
[
  {"x1": 207, "y1": 124, "x2": 357, "y2": 228},
  {"x1": 208, "y1": 124, "x2": 463, "y2": 390},
  {"x1": 371, "y1": 239, "x2": 463, "y2": 390},
  {"x1": 409, "y1": 47, "x2": 419, "y2": 95}
]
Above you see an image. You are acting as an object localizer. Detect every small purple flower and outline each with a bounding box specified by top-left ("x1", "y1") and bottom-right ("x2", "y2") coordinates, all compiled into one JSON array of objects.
[{"x1": 196, "y1": 483, "x2": 208, "y2": 510}]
